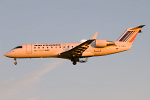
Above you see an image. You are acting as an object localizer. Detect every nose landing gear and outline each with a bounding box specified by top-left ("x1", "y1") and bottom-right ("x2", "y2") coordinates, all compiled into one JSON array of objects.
[
  {"x1": 14, "y1": 58, "x2": 17, "y2": 65},
  {"x1": 14, "y1": 62, "x2": 17, "y2": 65}
]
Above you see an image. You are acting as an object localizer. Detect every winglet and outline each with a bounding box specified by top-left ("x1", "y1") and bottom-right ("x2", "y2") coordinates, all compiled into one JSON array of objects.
[{"x1": 92, "y1": 32, "x2": 98, "y2": 39}]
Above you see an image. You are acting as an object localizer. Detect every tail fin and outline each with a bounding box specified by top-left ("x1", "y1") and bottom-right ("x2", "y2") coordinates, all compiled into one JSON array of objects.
[{"x1": 117, "y1": 25, "x2": 145, "y2": 43}]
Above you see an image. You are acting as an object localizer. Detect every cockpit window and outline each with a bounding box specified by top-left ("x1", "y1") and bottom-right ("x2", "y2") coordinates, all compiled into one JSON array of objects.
[{"x1": 13, "y1": 46, "x2": 22, "y2": 49}]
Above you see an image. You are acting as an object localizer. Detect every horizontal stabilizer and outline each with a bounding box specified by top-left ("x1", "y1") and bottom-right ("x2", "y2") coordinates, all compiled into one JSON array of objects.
[
  {"x1": 131, "y1": 25, "x2": 145, "y2": 30},
  {"x1": 136, "y1": 25, "x2": 145, "y2": 28}
]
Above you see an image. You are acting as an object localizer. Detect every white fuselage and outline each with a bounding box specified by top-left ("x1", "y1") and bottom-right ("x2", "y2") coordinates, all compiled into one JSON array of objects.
[
  {"x1": 4, "y1": 25, "x2": 144, "y2": 65},
  {"x1": 4, "y1": 41, "x2": 132, "y2": 58}
]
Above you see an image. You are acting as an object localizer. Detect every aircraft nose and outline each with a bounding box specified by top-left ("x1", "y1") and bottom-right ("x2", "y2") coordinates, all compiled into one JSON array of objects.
[{"x1": 4, "y1": 52, "x2": 11, "y2": 57}]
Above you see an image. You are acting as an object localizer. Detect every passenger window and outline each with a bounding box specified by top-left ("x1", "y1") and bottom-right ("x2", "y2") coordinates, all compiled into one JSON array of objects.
[
  {"x1": 38, "y1": 47, "x2": 40, "y2": 49},
  {"x1": 43, "y1": 47, "x2": 44, "y2": 49},
  {"x1": 34, "y1": 47, "x2": 36, "y2": 49},
  {"x1": 51, "y1": 47, "x2": 53, "y2": 48},
  {"x1": 47, "y1": 47, "x2": 48, "y2": 48}
]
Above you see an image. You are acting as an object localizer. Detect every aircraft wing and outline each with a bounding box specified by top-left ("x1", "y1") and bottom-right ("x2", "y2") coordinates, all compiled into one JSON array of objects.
[
  {"x1": 57, "y1": 32, "x2": 98, "y2": 59},
  {"x1": 57, "y1": 39, "x2": 94, "y2": 59}
]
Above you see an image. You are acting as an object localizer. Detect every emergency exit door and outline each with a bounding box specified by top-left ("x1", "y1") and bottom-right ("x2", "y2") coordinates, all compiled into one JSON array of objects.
[{"x1": 26, "y1": 44, "x2": 32, "y2": 54}]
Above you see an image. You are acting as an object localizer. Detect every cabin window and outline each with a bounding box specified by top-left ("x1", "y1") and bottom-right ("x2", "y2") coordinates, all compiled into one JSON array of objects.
[
  {"x1": 42, "y1": 47, "x2": 44, "y2": 49},
  {"x1": 47, "y1": 47, "x2": 48, "y2": 48},
  {"x1": 59, "y1": 46, "x2": 61, "y2": 48},
  {"x1": 51, "y1": 47, "x2": 53, "y2": 48},
  {"x1": 34, "y1": 47, "x2": 36, "y2": 49},
  {"x1": 38, "y1": 47, "x2": 40, "y2": 49},
  {"x1": 72, "y1": 46, "x2": 73, "y2": 48}
]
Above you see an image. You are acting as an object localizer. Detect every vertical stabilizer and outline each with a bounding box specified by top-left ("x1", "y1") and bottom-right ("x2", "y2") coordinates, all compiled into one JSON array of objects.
[{"x1": 117, "y1": 25, "x2": 145, "y2": 43}]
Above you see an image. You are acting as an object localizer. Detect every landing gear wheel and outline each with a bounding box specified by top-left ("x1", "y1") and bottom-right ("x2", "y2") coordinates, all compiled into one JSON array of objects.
[
  {"x1": 14, "y1": 62, "x2": 17, "y2": 65},
  {"x1": 73, "y1": 60, "x2": 77, "y2": 65}
]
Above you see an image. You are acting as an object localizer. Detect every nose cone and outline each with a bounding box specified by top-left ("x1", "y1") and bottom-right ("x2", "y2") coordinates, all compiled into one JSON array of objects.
[
  {"x1": 4, "y1": 54, "x2": 6, "y2": 56},
  {"x1": 4, "y1": 52, "x2": 11, "y2": 57}
]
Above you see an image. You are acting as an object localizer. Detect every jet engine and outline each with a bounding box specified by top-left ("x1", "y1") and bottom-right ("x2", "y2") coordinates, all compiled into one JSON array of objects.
[{"x1": 95, "y1": 40, "x2": 115, "y2": 48}]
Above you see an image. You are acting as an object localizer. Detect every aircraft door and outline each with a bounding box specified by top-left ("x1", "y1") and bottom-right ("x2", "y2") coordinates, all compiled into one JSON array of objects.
[{"x1": 26, "y1": 44, "x2": 32, "y2": 54}]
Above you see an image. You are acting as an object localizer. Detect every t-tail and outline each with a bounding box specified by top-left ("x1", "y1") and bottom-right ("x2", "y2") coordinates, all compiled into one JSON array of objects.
[{"x1": 117, "y1": 25, "x2": 145, "y2": 43}]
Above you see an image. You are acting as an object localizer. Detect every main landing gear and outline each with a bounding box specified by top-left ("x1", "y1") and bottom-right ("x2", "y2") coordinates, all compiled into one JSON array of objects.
[
  {"x1": 71, "y1": 57, "x2": 79, "y2": 65},
  {"x1": 14, "y1": 58, "x2": 17, "y2": 65},
  {"x1": 73, "y1": 60, "x2": 77, "y2": 65}
]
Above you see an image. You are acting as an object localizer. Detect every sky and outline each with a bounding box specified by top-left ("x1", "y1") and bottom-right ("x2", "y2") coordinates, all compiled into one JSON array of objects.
[{"x1": 0, "y1": 0, "x2": 150, "y2": 100}]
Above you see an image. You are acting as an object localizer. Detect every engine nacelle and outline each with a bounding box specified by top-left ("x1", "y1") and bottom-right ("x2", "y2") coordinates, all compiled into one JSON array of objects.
[{"x1": 95, "y1": 40, "x2": 115, "y2": 48}]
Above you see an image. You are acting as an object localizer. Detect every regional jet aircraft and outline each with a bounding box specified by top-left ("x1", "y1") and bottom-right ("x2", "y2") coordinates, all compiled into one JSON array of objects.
[{"x1": 4, "y1": 25, "x2": 145, "y2": 65}]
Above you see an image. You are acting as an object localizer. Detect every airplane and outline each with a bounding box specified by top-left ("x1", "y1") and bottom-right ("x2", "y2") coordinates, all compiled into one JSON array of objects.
[{"x1": 4, "y1": 25, "x2": 145, "y2": 65}]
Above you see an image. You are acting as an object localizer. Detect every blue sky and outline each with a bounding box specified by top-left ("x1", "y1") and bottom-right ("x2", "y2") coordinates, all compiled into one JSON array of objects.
[{"x1": 0, "y1": 0, "x2": 150, "y2": 100}]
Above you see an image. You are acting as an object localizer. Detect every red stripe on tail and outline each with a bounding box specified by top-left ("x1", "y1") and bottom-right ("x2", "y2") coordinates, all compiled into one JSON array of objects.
[{"x1": 129, "y1": 31, "x2": 139, "y2": 43}]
